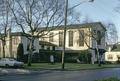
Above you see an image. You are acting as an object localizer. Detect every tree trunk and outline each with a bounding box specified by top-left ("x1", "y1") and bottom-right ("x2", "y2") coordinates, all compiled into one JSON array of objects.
[
  {"x1": 27, "y1": 37, "x2": 34, "y2": 66},
  {"x1": 95, "y1": 41, "x2": 101, "y2": 67},
  {"x1": 2, "y1": 40, "x2": 5, "y2": 58}
]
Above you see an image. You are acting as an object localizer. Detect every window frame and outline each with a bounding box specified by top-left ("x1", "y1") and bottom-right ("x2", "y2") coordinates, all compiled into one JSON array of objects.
[
  {"x1": 79, "y1": 30, "x2": 84, "y2": 46},
  {"x1": 59, "y1": 31, "x2": 63, "y2": 47},
  {"x1": 68, "y1": 31, "x2": 73, "y2": 47}
]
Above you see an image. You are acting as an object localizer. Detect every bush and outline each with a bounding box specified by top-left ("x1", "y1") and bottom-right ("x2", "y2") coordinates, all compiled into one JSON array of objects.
[
  {"x1": 32, "y1": 52, "x2": 41, "y2": 63},
  {"x1": 65, "y1": 56, "x2": 78, "y2": 63},
  {"x1": 64, "y1": 50, "x2": 92, "y2": 63},
  {"x1": 104, "y1": 61, "x2": 113, "y2": 64},
  {"x1": 78, "y1": 50, "x2": 91, "y2": 64},
  {"x1": 31, "y1": 51, "x2": 62, "y2": 63},
  {"x1": 116, "y1": 60, "x2": 120, "y2": 64},
  {"x1": 17, "y1": 43, "x2": 24, "y2": 62},
  {"x1": 23, "y1": 54, "x2": 28, "y2": 63},
  {"x1": 65, "y1": 53, "x2": 79, "y2": 63},
  {"x1": 32, "y1": 51, "x2": 51, "y2": 63},
  {"x1": 23, "y1": 50, "x2": 91, "y2": 63},
  {"x1": 95, "y1": 77, "x2": 120, "y2": 81}
]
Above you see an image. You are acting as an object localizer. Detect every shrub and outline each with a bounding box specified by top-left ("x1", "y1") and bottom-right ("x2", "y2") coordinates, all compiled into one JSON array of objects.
[
  {"x1": 24, "y1": 50, "x2": 91, "y2": 63},
  {"x1": 78, "y1": 50, "x2": 91, "y2": 64},
  {"x1": 31, "y1": 51, "x2": 62, "y2": 63},
  {"x1": 65, "y1": 53, "x2": 79, "y2": 63},
  {"x1": 64, "y1": 50, "x2": 92, "y2": 63},
  {"x1": 17, "y1": 43, "x2": 24, "y2": 62}
]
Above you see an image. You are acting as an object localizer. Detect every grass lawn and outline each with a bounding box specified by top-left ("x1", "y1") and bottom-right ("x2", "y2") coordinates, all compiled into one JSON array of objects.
[
  {"x1": 24, "y1": 63, "x2": 120, "y2": 70},
  {"x1": 94, "y1": 77, "x2": 120, "y2": 81}
]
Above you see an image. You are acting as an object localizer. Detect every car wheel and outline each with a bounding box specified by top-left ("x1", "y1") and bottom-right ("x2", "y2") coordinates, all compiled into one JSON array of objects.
[{"x1": 5, "y1": 64, "x2": 9, "y2": 68}]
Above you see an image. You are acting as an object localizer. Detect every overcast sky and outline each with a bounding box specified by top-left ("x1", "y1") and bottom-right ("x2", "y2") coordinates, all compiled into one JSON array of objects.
[{"x1": 69, "y1": 0, "x2": 120, "y2": 42}]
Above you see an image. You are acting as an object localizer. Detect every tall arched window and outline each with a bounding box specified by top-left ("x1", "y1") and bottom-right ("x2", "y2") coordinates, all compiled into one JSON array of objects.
[
  {"x1": 68, "y1": 31, "x2": 73, "y2": 47},
  {"x1": 97, "y1": 30, "x2": 101, "y2": 45},
  {"x1": 79, "y1": 30, "x2": 84, "y2": 46}
]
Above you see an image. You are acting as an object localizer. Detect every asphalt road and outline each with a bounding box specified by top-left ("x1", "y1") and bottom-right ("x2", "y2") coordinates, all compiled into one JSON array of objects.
[{"x1": 1, "y1": 68, "x2": 120, "y2": 81}]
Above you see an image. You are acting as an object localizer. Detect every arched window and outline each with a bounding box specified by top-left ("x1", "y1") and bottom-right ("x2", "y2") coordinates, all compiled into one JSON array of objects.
[
  {"x1": 97, "y1": 31, "x2": 101, "y2": 45},
  {"x1": 68, "y1": 31, "x2": 73, "y2": 47},
  {"x1": 79, "y1": 30, "x2": 84, "y2": 46}
]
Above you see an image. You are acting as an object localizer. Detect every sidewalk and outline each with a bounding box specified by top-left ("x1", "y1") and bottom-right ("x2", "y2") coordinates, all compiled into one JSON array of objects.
[
  {"x1": 0, "y1": 68, "x2": 52, "y2": 76},
  {"x1": 0, "y1": 68, "x2": 30, "y2": 75},
  {"x1": 1, "y1": 64, "x2": 120, "y2": 76}
]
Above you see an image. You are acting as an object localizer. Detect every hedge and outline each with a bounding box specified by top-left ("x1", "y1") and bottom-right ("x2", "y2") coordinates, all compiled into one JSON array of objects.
[
  {"x1": 21, "y1": 50, "x2": 92, "y2": 63},
  {"x1": 31, "y1": 50, "x2": 91, "y2": 63}
]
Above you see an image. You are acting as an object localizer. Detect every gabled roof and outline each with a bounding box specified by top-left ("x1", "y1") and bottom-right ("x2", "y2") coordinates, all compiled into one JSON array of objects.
[{"x1": 37, "y1": 22, "x2": 106, "y2": 31}]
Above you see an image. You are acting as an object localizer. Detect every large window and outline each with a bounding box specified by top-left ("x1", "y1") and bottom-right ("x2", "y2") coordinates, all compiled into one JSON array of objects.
[
  {"x1": 68, "y1": 31, "x2": 73, "y2": 47},
  {"x1": 107, "y1": 54, "x2": 113, "y2": 60},
  {"x1": 49, "y1": 32, "x2": 54, "y2": 42},
  {"x1": 97, "y1": 31, "x2": 101, "y2": 45},
  {"x1": 79, "y1": 30, "x2": 84, "y2": 46},
  {"x1": 59, "y1": 31, "x2": 63, "y2": 47}
]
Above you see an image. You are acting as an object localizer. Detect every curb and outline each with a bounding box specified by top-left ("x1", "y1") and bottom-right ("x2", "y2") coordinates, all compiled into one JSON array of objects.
[
  {"x1": 1, "y1": 67, "x2": 120, "y2": 76},
  {"x1": 25, "y1": 66, "x2": 120, "y2": 71}
]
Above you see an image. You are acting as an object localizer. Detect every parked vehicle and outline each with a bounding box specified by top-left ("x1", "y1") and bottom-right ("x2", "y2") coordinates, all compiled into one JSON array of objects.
[{"x1": 0, "y1": 58, "x2": 24, "y2": 68}]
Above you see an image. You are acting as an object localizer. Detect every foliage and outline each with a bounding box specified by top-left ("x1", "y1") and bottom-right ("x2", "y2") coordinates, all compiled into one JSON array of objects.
[
  {"x1": 65, "y1": 53, "x2": 79, "y2": 63},
  {"x1": 64, "y1": 50, "x2": 91, "y2": 63},
  {"x1": 26, "y1": 50, "x2": 92, "y2": 63},
  {"x1": 105, "y1": 23, "x2": 118, "y2": 44},
  {"x1": 8, "y1": 0, "x2": 66, "y2": 66},
  {"x1": 31, "y1": 51, "x2": 62, "y2": 63},
  {"x1": 78, "y1": 50, "x2": 92, "y2": 63},
  {"x1": 17, "y1": 43, "x2": 24, "y2": 62},
  {"x1": 95, "y1": 77, "x2": 120, "y2": 81}
]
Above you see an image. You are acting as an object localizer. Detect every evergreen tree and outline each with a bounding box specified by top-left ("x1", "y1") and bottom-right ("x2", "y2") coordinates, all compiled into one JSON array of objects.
[{"x1": 17, "y1": 43, "x2": 24, "y2": 62}]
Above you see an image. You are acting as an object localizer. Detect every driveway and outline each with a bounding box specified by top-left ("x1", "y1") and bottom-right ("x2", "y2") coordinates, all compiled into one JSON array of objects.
[{"x1": 0, "y1": 68, "x2": 120, "y2": 81}]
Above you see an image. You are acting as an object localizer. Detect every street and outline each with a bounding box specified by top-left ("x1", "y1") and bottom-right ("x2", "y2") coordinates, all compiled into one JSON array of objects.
[{"x1": 1, "y1": 68, "x2": 120, "y2": 81}]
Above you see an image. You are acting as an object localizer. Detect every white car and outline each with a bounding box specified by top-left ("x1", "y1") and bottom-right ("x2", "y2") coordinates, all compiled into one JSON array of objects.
[{"x1": 0, "y1": 58, "x2": 24, "y2": 68}]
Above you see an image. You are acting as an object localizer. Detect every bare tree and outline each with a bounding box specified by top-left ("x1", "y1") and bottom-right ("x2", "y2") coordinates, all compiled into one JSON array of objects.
[
  {"x1": 82, "y1": 15, "x2": 93, "y2": 24},
  {"x1": 79, "y1": 25, "x2": 105, "y2": 66},
  {"x1": 67, "y1": 11, "x2": 82, "y2": 24},
  {"x1": 104, "y1": 23, "x2": 118, "y2": 44},
  {"x1": 75, "y1": 14, "x2": 106, "y2": 65},
  {"x1": 66, "y1": 10, "x2": 105, "y2": 65},
  {"x1": 7, "y1": 0, "x2": 66, "y2": 66},
  {"x1": 0, "y1": 0, "x2": 11, "y2": 58}
]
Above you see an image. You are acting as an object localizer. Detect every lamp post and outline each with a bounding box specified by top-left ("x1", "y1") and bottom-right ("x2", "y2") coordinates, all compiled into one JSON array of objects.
[{"x1": 62, "y1": 0, "x2": 94, "y2": 70}]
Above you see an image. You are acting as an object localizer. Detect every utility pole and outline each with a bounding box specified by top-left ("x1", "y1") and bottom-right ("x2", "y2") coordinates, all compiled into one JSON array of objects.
[
  {"x1": 62, "y1": 0, "x2": 68, "y2": 70},
  {"x1": 61, "y1": 0, "x2": 94, "y2": 70}
]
